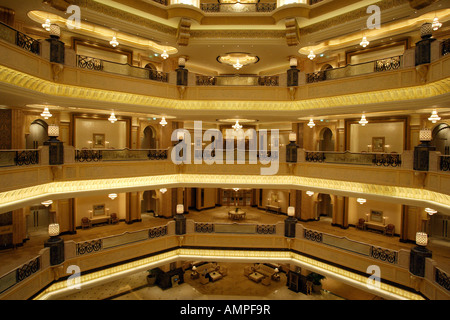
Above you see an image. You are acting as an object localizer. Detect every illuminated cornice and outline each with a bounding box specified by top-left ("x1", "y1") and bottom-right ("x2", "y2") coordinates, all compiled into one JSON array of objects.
[
  {"x1": 0, "y1": 174, "x2": 449, "y2": 214},
  {"x1": 0, "y1": 65, "x2": 449, "y2": 113},
  {"x1": 27, "y1": 11, "x2": 178, "y2": 55},
  {"x1": 33, "y1": 247, "x2": 424, "y2": 300}
]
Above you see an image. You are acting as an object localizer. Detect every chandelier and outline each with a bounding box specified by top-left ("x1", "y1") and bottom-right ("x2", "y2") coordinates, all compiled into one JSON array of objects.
[
  {"x1": 160, "y1": 188, "x2": 167, "y2": 194},
  {"x1": 42, "y1": 18, "x2": 51, "y2": 31},
  {"x1": 360, "y1": 36, "x2": 370, "y2": 48},
  {"x1": 41, "y1": 200, "x2": 53, "y2": 207},
  {"x1": 428, "y1": 110, "x2": 441, "y2": 123},
  {"x1": 110, "y1": 36, "x2": 119, "y2": 47},
  {"x1": 160, "y1": 117, "x2": 167, "y2": 126},
  {"x1": 108, "y1": 193, "x2": 118, "y2": 200},
  {"x1": 161, "y1": 50, "x2": 169, "y2": 59},
  {"x1": 233, "y1": 59, "x2": 243, "y2": 70},
  {"x1": 307, "y1": 119, "x2": 315, "y2": 128},
  {"x1": 307, "y1": 50, "x2": 316, "y2": 60},
  {"x1": 108, "y1": 112, "x2": 117, "y2": 123},
  {"x1": 232, "y1": 120, "x2": 243, "y2": 131},
  {"x1": 41, "y1": 107, "x2": 52, "y2": 119},
  {"x1": 306, "y1": 191, "x2": 314, "y2": 197},
  {"x1": 356, "y1": 198, "x2": 366, "y2": 204},
  {"x1": 425, "y1": 208, "x2": 437, "y2": 215},
  {"x1": 359, "y1": 114, "x2": 368, "y2": 126},
  {"x1": 432, "y1": 17, "x2": 442, "y2": 31}
]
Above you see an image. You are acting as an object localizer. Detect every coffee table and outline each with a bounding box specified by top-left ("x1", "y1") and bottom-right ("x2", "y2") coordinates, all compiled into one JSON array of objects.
[{"x1": 249, "y1": 272, "x2": 264, "y2": 283}]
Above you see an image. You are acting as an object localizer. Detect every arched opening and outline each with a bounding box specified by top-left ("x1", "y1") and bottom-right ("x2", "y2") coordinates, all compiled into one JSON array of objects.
[
  {"x1": 318, "y1": 127, "x2": 334, "y2": 151},
  {"x1": 142, "y1": 190, "x2": 158, "y2": 218},
  {"x1": 320, "y1": 63, "x2": 333, "y2": 71},
  {"x1": 26, "y1": 119, "x2": 48, "y2": 149},
  {"x1": 432, "y1": 123, "x2": 450, "y2": 155},
  {"x1": 144, "y1": 63, "x2": 157, "y2": 71},
  {"x1": 141, "y1": 125, "x2": 158, "y2": 149},
  {"x1": 316, "y1": 193, "x2": 333, "y2": 222}
]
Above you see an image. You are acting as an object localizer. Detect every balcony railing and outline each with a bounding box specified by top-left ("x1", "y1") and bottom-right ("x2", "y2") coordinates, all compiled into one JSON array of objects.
[
  {"x1": 442, "y1": 38, "x2": 450, "y2": 57},
  {"x1": 304, "y1": 151, "x2": 402, "y2": 167},
  {"x1": 0, "y1": 150, "x2": 39, "y2": 167},
  {"x1": 0, "y1": 255, "x2": 41, "y2": 295},
  {"x1": 0, "y1": 21, "x2": 40, "y2": 55},
  {"x1": 435, "y1": 267, "x2": 450, "y2": 292},
  {"x1": 76, "y1": 55, "x2": 168, "y2": 83},
  {"x1": 196, "y1": 74, "x2": 279, "y2": 86},
  {"x1": 194, "y1": 222, "x2": 277, "y2": 235},
  {"x1": 200, "y1": 3, "x2": 276, "y2": 13},
  {"x1": 75, "y1": 148, "x2": 168, "y2": 162},
  {"x1": 440, "y1": 155, "x2": 450, "y2": 172},
  {"x1": 306, "y1": 56, "x2": 403, "y2": 84}
]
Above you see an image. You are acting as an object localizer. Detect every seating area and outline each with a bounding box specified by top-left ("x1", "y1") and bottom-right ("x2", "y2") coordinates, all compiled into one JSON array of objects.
[
  {"x1": 80, "y1": 213, "x2": 119, "y2": 229},
  {"x1": 244, "y1": 263, "x2": 281, "y2": 286},
  {"x1": 190, "y1": 262, "x2": 227, "y2": 284}
]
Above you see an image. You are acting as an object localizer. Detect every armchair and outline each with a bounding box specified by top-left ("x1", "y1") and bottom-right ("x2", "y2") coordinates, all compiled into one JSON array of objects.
[
  {"x1": 384, "y1": 224, "x2": 395, "y2": 236},
  {"x1": 81, "y1": 217, "x2": 91, "y2": 229},
  {"x1": 110, "y1": 212, "x2": 119, "y2": 224},
  {"x1": 356, "y1": 218, "x2": 365, "y2": 230}
]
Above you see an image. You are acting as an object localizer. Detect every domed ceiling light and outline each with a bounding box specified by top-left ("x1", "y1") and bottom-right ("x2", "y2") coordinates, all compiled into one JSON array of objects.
[
  {"x1": 108, "y1": 112, "x2": 117, "y2": 123},
  {"x1": 359, "y1": 114, "x2": 368, "y2": 126},
  {"x1": 41, "y1": 107, "x2": 52, "y2": 119},
  {"x1": 428, "y1": 110, "x2": 441, "y2": 123},
  {"x1": 306, "y1": 191, "x2": 314, "y2": 197},
  {"x1": 425, "y1": 208, "x2": 437, "y2": 215},
  {"x1": 42, "y1": 18, "x2": 51, "y2": 31},
  {"x1": 110, "y1": 36, "x2": 119, "y2": 48},
  {"x1": 108, "y1": 193, "x2": 117, "y2": 200},
  {"x1": 360, "y1": 36, "x2": 370, "y2": 48},
  {"x1": 233, "y1": 59, "x2": 243, "y2": 70},
  {"x1": 357, "y1": 198, "x2": 366, "y2": 204}
]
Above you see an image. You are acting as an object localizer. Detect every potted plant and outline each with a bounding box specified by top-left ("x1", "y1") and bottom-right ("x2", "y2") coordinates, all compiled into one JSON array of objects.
[{"x1": 307, "y1": 272, "x2": 326, "y2": 293}]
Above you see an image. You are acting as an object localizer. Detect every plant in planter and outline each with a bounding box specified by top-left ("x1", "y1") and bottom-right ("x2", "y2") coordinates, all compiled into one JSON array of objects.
[{"x1": 307, "y1": 272, "x2": 326, "y2": 293}]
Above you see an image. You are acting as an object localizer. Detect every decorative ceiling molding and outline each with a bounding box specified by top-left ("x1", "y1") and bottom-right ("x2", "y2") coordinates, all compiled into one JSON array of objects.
[
  {"x1": 189, "y1": 29, "x2": 286, "y2": 39},
  {"x1": 0, "y1": 65, "x2": 448, "y2": 113}
]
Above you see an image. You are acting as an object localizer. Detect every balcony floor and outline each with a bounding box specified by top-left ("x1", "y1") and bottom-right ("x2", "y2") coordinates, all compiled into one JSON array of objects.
[{"x1": 1, "y1": 206, "x2": 449, "y2": 287}]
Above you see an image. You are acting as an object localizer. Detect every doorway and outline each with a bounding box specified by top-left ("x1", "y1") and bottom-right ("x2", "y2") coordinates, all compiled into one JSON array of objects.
[
  {"x1": 27, "y1": 205, "x2": 50, "y2": 236},
  {"x1": 26, "y1": 119, "x2": 48, "y2": 149},
  {"x1": 430, "y1": 213, "x2": 450, "y2": 241},
  {"x1": 141, "y1": 125, "x2": 158, "y2": 149},
  {"x1": 319, "y1": 127, "x2": 334, "y2": 151},
  {"x1": 222, "y1": 189, "x2": 252, "y2": 207},
  {"x1": 432, "y1": 123, "x2": 450, "y2": 155},
  {"x1": 142, "y1": 190, "x2": 158, "y2": 218},
  {"x1": 317, "y1": 194, "x2": 333, "y2": 222}
]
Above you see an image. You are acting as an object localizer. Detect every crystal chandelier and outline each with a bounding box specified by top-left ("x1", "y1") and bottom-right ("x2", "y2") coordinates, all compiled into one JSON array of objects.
[
  {"x1": 232, "y1": 120, "x2": 242, "y2": 131},
  {"x1": 41, "y1": 200, "x2": 53, "y2": 207},
  {"x1": 108, "y1": 193, "x2": 118, "y2": 200},
  {"x1": 161, "y1": 50, "x2": 169, "y2": 59},
  {"x1": 233, "y1": 58, "x2": 243, "y2": 70},
  {"x1": 160, "y1": 188, "x2": 167, "y2": 194},
  {"x1": 359, "y1": 114, "x2": 368, "y2": 126},
  {"x1": 425, "y1": 208, "x2": 437, "y2": 215},
  {"x1": 360, "y1": 36, "x2": 370, "y2": 48},
  {"x1": 108, "y1": 112, "x2": 117, "y2": 123},
  {"x1": 308, "y1": 50, "x2": 316, "y2": 60},
  {"x1": 306, "y1": 191, "x2": 314, "y2": 197},
  {"x1": 356, "y1": 198, "x2": 366, "y2": 204},
  {"x1": 307, "y1": 119, "x2": 315, "y2": 128},
  {"x1": 432, "y1": 17, "x2": 442, "y2": 31},
  {"x1": 160, "y1": 117, "x2": 167, "y2": 126},
  {"x1": 110, "y1": 36, "x2": 119, "y2": 47},
  {"x1": 42, "y1": 19, "x2": 51, "y2": 31},
  {"x1": 428, "y1": 110, "x2": 441, "y2": 123},
  {"x1": 41, "y1": 107, "x2": 52, "y2": 119}
]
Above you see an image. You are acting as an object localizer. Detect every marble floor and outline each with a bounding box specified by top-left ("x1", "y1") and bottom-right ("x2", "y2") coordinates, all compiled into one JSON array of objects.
[{"x1": 55, "y1": 262, "x2": 379, "y2": 301}]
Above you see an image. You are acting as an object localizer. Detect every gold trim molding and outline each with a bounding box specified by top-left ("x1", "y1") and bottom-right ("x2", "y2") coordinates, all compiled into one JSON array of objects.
[{"x1": 0, "y1": 65, "x2": 449, "y2": 113}]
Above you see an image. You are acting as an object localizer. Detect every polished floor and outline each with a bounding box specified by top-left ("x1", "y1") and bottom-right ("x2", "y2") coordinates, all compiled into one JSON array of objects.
[
  {"x1": 1, "y1": 206, "x2": 449, "y2": 283},
  {"x1": 56, "y1": 261, "x2": 381, "y2": 300}
]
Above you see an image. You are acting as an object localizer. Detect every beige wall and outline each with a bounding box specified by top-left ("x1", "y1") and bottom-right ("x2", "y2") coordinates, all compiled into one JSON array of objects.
[
  {"x1": 74, "y1": 193, "x2": 126, "y2": 227},
  {"x1": 348, "y1": 197, "x2": 402, "y2": 230},
  {"x1": 349, "y1": 122, "x2": 404, "y2": 153},
  {"x1": 74, "y1": 118, "x2": 127, "y2": 149}
]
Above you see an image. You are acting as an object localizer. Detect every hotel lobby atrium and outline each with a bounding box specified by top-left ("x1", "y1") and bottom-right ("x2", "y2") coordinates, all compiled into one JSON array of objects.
[{"x1": 0, "y1": 0, "x2": 449, "y2": 303}]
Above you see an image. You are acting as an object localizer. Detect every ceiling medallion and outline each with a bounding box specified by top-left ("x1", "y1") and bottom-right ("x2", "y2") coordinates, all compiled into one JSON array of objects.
[{"x1": 217, "y1": 53, "x2": 259, "y2": 70}]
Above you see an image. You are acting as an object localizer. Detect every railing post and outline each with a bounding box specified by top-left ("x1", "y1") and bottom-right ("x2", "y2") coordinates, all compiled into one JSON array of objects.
[
  {"x1": 415, "y1": 23, "x2": 435, "y2": 66},
  {"x1": 46, "y1": 24, "x2": 65, "y2": 64},
  {"x1": 284, "y1": 207, "x2": 297, "y2": 238}
]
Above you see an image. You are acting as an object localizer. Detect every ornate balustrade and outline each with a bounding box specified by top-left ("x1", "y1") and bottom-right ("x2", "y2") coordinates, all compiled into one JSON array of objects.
[
  {"x1": 0, "y1": 150, "x2": 39, "y2": 167},
  {"x1": 370, "y1": 246, "x2": 398, "y2": 264},
  {"x1": 440, "y1": 155, "x2": 450, "y2": 172},
  {"x1": 442, "y1": 38, "x2": 450, "y2": 57},
  {"x1": 0, "y1": 22, "x2": 40, "y2": 56},
  {"x1": 76, "y1": 55, "x2": 168, "y2": 83},
  {"x1": 75, "y1": 148, "x2": 168, "y2": 162},
  {"x1": 195, "y1": 75, "x2": 279, "y2": 86},
  {"x1": 304, "y1": 150, "x2": 402, "y2": 167},
  {"x1": 435, "y1": 267, "x2": 450, "y2": 292},
  {"x1": 76, "y1": 225, "x2": 169, "y2": 256},
  {"x1": 194, "y1": 222, "x2": 276, "y2": 235},
  {"x1": 0, "y1": 256, "x2": 41, "y2": 295},
  {"x1": 200, "y1": 3, "x2": 276, "y2": 13},
  {"x1": 306, "y1": 56, "x2": 403, "y2": 84}
]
